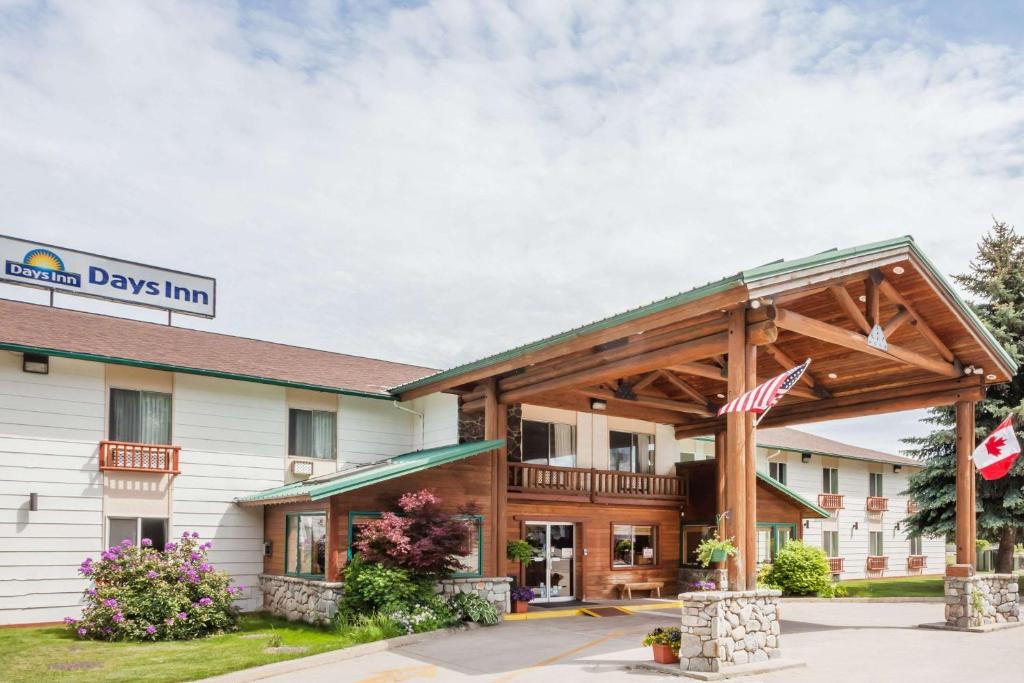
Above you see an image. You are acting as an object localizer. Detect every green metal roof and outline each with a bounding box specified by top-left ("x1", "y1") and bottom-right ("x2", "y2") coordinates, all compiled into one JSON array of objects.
[
  {"x1": 389, "y1": 235, "x2": 1016, "y2": 395},
  {"x1": 236, "y1": 439, "x2": 504, "y2": 505},
  {"x1": 756, "y1": 471, "x2": 831, "y2": 519}
]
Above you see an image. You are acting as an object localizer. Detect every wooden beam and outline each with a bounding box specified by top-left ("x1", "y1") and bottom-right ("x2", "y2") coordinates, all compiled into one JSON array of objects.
[
  {"x1": 483, "y1": 380, "x2": 501, "y2": 577},
  {"x1": 495, "y1": 404, "x2": 508, "y2": 578},
  {"x1": 955, "y1": 401, "x2": 976, "y2": 566},
  {"x1": 499, "y1": 331, "x2": 729, "y2": 404},
  {"x1": 865, "y1": 270, "x2": 882, "y2": 328},
  {"x1": 577, "y1": 386, "x2": 715, "y2": 417},
  {"x1": 726, "y1": 308, "x2": 747, "y2": 591},
  {"x1": 829, "y1": 285, "x2": 871, "y2": 334},
  {"x1": 631, "y1": 371, "x2": 662, "y2": 393},
  {"x1": 746, "y1": 320, "x2": 779, "y2": 346},
  {"x1": 660, "y1": 371, "x2": 712, "y2": 407},
  {"x1": 764, "y1": 343, "x2": 829, "y2": 398},
  {"x1": 530, "y1": 390, "x2": 707, "y2": 424},
  {"x1": 877, "y1": 279, "x2": 956, "y2": 363},
  {"x1": 744, "y1": 343, "x2": 757, "y2": 590},
  {"x1": 669, "y1": 362, "x2": 727, "y2": 381},
  {"x1": 772, "y1": 307, "x2": 960, "y2": 378},
  {"x1": 882, "y1": 306, "x2": 910, "y2": 337},
  {"x1": 714, "y1": 431, "x2": 726, "y2": 549}
]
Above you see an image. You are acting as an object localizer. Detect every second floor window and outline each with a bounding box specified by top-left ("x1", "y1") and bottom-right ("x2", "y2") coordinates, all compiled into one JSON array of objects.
[
  {"x1": 109, "y1": 388, "x2": 172, "y2": 444},
  {"x1": 609, "y1": 431, "x2": 655, "y2": 474},
  {"x1": 909, "y1": 536, "x2": 923, "y2": 556},
  {"x1": 870, "y1": 531, "x2": 884, "y2": 556},
  {"x1": 869, "y1": 472, "x2": 884, "y2": 497},
  {"x1": 823, "y1": 530, "x2": 839, "y2": 558},
  {"x1": 822, "y1": 467, "x2": 839, "y2": 494},
  {"x1": 289, "y1": 409, "x2": 337, "y2": 459},
  {"x1": 769, "y1": 461, "x2": 787, "y2": 485},
  {"x1": 520, "y1": 420, "x2": 576, "y2": 467}
]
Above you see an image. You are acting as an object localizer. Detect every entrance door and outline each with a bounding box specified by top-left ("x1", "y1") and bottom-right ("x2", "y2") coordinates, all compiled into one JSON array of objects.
[{"x1": 523, "y1": 522, "x2": 575, "y2": 603}]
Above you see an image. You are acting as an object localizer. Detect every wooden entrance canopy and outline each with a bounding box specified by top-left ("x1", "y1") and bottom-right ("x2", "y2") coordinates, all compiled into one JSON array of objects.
[{"x1": 393, "y1": 237, "x2": 1016, "y2": 589}]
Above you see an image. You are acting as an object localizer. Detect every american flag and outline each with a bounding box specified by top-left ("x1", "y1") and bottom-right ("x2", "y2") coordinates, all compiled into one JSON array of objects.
[{"x1": 716, "y1": 359, "x2": 812, "y2": 418}]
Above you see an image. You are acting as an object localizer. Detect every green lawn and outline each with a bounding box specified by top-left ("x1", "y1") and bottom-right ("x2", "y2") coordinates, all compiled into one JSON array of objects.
[
  {"x1": 836, "y1": 575, "x2": 945, "y2": 598},
  {"x1": 0, "y1": 613, "x2": 395, "y2": 683}
]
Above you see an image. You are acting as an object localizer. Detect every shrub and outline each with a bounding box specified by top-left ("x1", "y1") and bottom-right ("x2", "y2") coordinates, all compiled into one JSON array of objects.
[
  {"x1": 762, "y1": 540, "x2": 832, "y2": 596},
  {"x1": 354, "y1": 489, "x2": 476, "y2": 577},
  {"x1": 65, "y1": 532, "x2": 240, "y2": 641},
  {"x1": 339, "y1": 554, "x2": 435, "y2": 619},
  {"x1": 333, "y1": 612, "x2": 406, "y2": 642},
  {"x1": 756, "y1": 561, "x2": 775, "y2": 589},
  {"x1": 506, "y1": 540, "x2": 533, "y2": 563},
  {"x1": 447, "y1": 592, "x2": 498, "y2": 626}
]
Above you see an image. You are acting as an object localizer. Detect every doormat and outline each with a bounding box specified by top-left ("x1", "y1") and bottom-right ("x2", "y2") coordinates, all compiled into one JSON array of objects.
[
  {"x1": 579, "y1": 606, "x2": 633, "y2": 618},
  {"x1": 532, "y1": 600, "x2": 596, "y2": 609}
]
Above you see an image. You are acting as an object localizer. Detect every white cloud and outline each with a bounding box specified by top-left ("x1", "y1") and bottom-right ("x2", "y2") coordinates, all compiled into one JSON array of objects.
[{"x1": 1, "y1": 0, "x2": 1021, "y2": 452}]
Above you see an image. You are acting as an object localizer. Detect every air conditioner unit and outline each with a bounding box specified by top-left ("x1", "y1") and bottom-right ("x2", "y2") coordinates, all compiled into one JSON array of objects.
[{"x1": 291, "y1": 460, "x2": 313, "y2": 476}]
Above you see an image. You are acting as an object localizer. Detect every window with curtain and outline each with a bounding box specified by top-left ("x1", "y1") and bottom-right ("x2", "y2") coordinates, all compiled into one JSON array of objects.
[
  {"x1": 823, "y1": 530, "x2": 840, "y2": 558},
  {"x1": 609, "y1": 431, "x2": 655, "y2": 474},
  {"x1": 869, "y1": 472, "x2": 884, "y2": 497},
  {"x1": 870, "y1": 531, "x2": 884, "y2": 556},
  {"x1": 107, "y1": 517, "x2": 167, "y2": 550},
  {"x1": 822, "y1": 467, "x2": 839, "y2": 494},
  {"x1": 909, "y1": 535, "x2": 923, "y2": 556},
  {"x1": 769, "y1": 461, "x2": 787, "y2": 485},
  {"x1": 288, "y1": 409, "x2": 337, "y2": 459},
  {"x1": 520, "y1": 420, "x2": 576, "y2": 467},
  {"x1": 285, "y1": 513, "x2": 327, "y2": 577},
  {"x1": 612, "y1": 524, "x2": 656, "y2": 567},
  {"x1": 109, "y1": 389, "x2": 172, "y2": 444}
]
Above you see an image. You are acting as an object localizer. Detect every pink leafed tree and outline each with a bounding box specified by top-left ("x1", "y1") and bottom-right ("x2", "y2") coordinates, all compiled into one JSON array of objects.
[{"x1": 353, "y1": 489, "x2": 476, "y2": 577}]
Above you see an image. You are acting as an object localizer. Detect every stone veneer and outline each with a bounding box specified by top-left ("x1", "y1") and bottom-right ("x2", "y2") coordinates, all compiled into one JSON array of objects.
[
  {"x1": 436, "y1": 577, "x2": 512, "y2": 616},
  {"x1": 260, "y1": 574, "x2": 345, "y2": 625},
  {"x1": 945, "y1": 574, "x2": 1019, "y2": 628},
  {"x1": 678, "y1": 589, "x2": 782, "y2": 673}
]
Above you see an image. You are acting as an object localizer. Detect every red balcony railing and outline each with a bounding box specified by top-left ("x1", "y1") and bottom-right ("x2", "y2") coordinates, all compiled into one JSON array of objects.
[
  {"x1": 908, "y1": 555, "x2": 927, "y2": 570},
  {"x1": 866, "y1": 496, "x2": 889, "y2": 512},
  {"x1": 99, "y1": 440, "x2": 180, "y2": 474},
  {"x1": 866, "y1": 556, "x2": 888, "y2": 571},
  {"x1": 508, "y1": 462, "x2": 687, "y2": 502},
  {"x1": 907, "y1": 499, "x2": 919, "y2": 514},
  {"x1": 818, "y1": 493, "x2": 844, "y2": 510},
  {"x1": 827, "y1": 557, "x2": 845, "y2": 574}
]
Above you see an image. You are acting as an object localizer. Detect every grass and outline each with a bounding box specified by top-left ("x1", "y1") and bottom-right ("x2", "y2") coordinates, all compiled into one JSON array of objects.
[
  {"x1": 0, "y1": 612, "x2": 402, "y2": 683},
  {"x1": 836, "y1": 575, "x2": 946, "y2": 598}
]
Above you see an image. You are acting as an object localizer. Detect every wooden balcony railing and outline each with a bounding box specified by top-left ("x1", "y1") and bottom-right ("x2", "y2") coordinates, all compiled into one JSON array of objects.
[
  {"x1": 907, "y1": 499, "x2": 919, "y2": 514},
  {"x1": 908, "y1": 555, "x2": 927, "y2": 570},
  {"x1": 866, "y1": 496, "x2": 889, "y2": 512},
  {"x1": 817, "y1": 493, "x2": 844, "y2": 510},
  {"x1": 866, "y1": 556, "x2": 888, "y2": 571},
  {"x1": 507, "y1": 462, "x2": 687, "y2": 502},
  {"x1": 827, "y1": 557, "x2": 845, "y2": 574},
  {"x1": 99, "y1": 440, "x2": 180, "y2": 474}
]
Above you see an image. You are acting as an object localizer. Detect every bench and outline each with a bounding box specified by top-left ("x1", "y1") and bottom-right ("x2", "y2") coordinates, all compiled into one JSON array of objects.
[{"x1": 616, "y1": 581, "x2": 663, "y2": 600}]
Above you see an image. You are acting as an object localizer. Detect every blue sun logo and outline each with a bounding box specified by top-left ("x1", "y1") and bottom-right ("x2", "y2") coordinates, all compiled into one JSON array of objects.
[{"x1": 22, "y1": 249, "x2": 65, "y2": 272}]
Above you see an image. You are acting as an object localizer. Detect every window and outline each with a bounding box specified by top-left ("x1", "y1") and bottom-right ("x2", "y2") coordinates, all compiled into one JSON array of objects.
[
  {"x1": 288, "y1": 409, "x2": 337, "y2": 459},
  {"x1": 609, "y1": 431, "x2": 655, "y2": 474},
  {"x1": 870, "y1": 531, "x2": 884, "y2": 556},
  {"x1": 756, "y1": 524, "x2": 797, "y2": 563},
  {"x1": 285, "y1": 513, "x2": 327, "y2": 577},
  {"x1": 823, "y1": 530, "x2": 840, "y2": 558},
  {"x1": 347, "y1": 511, "x2": 382, "y2": 560},
  {"x1": 769, "y1": 461, "x2": 788, "y2": 485},
  {"x1": 681, "y1": 525, "x2": 714, "y2": 565},
  {"x1": 909, "y1": 536, "x2": 923, "y2": 556},
  {"x1": 520, "y1": 420, "x2": 577, "y2": 467},
  {"x1": 107, "y1": 517, "x2": 167, "y2": 551},
  {"x1": 756, "y1": 527, "x2": 772, "y2": 564},
  {"x1": 612, "y1": 524, "x2": 656, "y2": 567},
  {"x1": 822, "y1": 467, "x2": 839, "y2": 494},
  {"x1": 869, "y1": 472, "x2": 884, "y2": 497},
  {"x1": 452, "y1": 516, "x2": 483, "y2": 577},
  {"x1": 109, "y1": 389, "x2": 172, "y2": 444}
]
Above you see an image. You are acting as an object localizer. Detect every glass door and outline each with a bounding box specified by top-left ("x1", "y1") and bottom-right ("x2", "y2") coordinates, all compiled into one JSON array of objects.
[{"x1": 523, "y1": 522, "x2": 575, "y2": 603}]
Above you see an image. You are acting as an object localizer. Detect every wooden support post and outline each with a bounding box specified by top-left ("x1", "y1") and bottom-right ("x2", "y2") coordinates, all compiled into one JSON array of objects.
[
  {"x1": 955, "y1": 401, "x2": 976, "y2": 567},
  {"x1": 483, "y1": 379, "x2": 502, "y2": 576},
  {"x1": 744, "y1": 343, "x2": 758, "y2": 590},
  {"x1": 495, "y1": 404, "x2": 508, "y2": 578},
  {"x1": 715, "y1": 430, "x2": 727, "y2": 574},
  {"x1": 725, "y1": 308, "x2": 748, "y2": 590}
]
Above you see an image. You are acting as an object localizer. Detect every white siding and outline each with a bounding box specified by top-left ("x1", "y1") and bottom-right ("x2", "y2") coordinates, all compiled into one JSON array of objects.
[
  {"x1": 338, "y1": 395, "x2": 416, "y2": 465},
  {"x1": 409, "y1": 393, "x2": 458, "y2": 450},
  {"x1": 0, "y1": 352, "x2": 104, "y2": 625},
  {"x1": 171, "y1": 374, "x2": 284, "y2": 612}
]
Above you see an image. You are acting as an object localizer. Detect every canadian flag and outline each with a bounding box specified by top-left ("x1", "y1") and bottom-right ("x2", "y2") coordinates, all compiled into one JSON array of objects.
[{"x1": 972, "y1": 415, "x2": 1021, "y2": 481}]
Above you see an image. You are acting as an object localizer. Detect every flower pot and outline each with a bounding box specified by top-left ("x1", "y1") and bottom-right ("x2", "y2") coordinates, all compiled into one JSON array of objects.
[
  {"x1": 512, "y1": 600, "x2": 529, "y2": 614},
  {"x1": 709, "y1": 548, "x2": 728, "y2": 563},
  {"x1": 651, "y1": 643, "x2": 679, "y2": 664}
]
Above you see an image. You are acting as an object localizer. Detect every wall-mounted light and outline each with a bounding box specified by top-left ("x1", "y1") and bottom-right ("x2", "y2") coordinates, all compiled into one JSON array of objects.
[
  {"x1": 29, "y1": 492, "x2": 38, "y2": 512},
  {"x1": 893, "y1": 464, "x2": 902, "y2": 473},
  {"x1": 852, "y1": 522, "x2": 859, "y2": 531},
  {"x1": 964, "y1": 365, "x2": 975, "y2": 376},
  {"x1": 803, "y1": 520, "x2": 810, "y2": 529},
  {"x1": 895, "y1": 522, "x2": 901, "y2": 531},
  {"x1": 749, "y1": 299, "x2": 761, "y2": 309},
  {"x1": 263, "y1": 541, "x2": 273, "y2": 556},
  {"x1": 590, "y1": 399, "x2": 607, "y2": 411},
  {"x1": 801, "y1": 452, "x2": 812, "y2": 464},
  {"x1": 973, "y1": 367, "x2": 983, "y2": 375},
  {"x1": 22, "y1": 353, "x2": 49, "y2": 374}
]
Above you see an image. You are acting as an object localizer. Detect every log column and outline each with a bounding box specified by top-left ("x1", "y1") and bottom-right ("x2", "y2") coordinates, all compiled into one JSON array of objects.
[
  {"x1": 744, "y1": 343, "x2": 758, "y2": 590},
  {"x1": 714, "y1": 431, "x2": 727, "y2": 574},
  {"x1": 482, "y1": 379, "x2": 505, "y2": 577},
  {"x1": 955, "y1": 401, "x2": 976, "y2": 567},
  {"x1": 725, "y1": 308, "x2": 748, "y2": 590}
]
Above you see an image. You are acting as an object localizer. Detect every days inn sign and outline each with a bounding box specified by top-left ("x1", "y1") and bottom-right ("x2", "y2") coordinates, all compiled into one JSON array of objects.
[{"x1": 0, "y1": 234, "x2": 215, "y2": 318}]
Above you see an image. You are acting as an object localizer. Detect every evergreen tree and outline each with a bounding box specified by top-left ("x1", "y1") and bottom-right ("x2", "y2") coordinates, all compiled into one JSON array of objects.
[{"x1": 904, "y1": 220, "x2": 1024, "y2": 572}]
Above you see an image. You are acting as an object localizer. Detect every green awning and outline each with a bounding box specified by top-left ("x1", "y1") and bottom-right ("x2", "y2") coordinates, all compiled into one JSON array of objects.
[
  {"x1": 236, "y1": 439, "x2": 504, "y2": 506},
  {"x1": 756, "y1": 472, "x2": 831, "y2": 519}
]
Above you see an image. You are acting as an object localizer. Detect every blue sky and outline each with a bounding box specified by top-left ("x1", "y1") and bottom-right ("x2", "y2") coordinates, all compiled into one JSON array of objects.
[{"x1": 0, "y1": 0, "x2": 1022, "y2": 453}]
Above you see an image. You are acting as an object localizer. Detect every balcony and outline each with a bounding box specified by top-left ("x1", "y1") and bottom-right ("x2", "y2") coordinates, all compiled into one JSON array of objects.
[
  {"x1": 866, "y1": 496, "x2": 889, "y2": 513},
  {"x1": 817, "y1": 493, "x2": 844, "y2": 511},
  {"x1": 827, "y1": 557, "x2": 845, "y2": 574},
  {"x1": 908, "y1": 555, "x2": 927, "y2": 570},
  {"x1": 99, "y1": 440, "x2": 180, "y2": 474},
  {"x1": 507, "y1": 462, "x2": 687, "y2": 503},
  {"x1": 907, "y1": 499, "x2": 919, "y2": 514},
  {"x1": 866, "y1": 556, "x2": 889, "y2": 572}
]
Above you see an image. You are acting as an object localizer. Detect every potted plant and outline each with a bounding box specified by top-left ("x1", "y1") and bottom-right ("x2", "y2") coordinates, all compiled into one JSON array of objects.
[
  {"x1": 696, "y1": 532, "x2": 737, "y2": 567},
  {"x1": 642, "y1": 626, "x2": 681, "y2": 664},
  {"x1": 510, "y1": 586, "x2": 535, "y2": 613}
]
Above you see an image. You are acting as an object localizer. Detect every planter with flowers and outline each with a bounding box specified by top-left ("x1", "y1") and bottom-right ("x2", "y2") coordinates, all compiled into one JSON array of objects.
[
  {"x1": 642, "y1": 626, "x2": 681, "y2": 664},
  {"x1": 510, "y1": 586, "x2": 535, "y2": 613}
]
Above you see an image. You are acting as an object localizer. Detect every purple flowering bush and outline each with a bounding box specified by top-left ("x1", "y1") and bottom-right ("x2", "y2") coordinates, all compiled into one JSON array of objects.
[{"x1": 65, "y1": 532, "x2": 241, "y2": 641}]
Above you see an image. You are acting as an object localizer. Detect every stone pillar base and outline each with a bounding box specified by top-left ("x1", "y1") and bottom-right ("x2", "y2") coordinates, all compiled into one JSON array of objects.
[
  {"x1": 944, "y1": 574, "x2": 1019, "y2": 629},
  {"x1": 678, "y1": 589, "x2": 782, "y2": 673}
]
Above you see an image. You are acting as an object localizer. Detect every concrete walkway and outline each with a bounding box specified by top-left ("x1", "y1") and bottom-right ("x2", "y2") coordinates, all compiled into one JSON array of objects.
[{"x1": 237, "y1": 601, "x2": 1024, "y2": 682}]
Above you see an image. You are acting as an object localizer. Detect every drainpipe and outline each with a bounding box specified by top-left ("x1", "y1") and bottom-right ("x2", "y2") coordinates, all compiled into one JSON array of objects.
[{"x1": 392, "y1": 401, "x2": 425, "y2": 449}]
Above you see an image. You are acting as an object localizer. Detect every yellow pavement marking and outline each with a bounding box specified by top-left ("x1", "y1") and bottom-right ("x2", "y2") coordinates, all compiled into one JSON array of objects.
[
  {"x1": 491, "y1": 627, "x2": 640, "y2": 682},
  {"x1": 356, "y1": 663, "x2": 437, "y2": 683},
  {"x1": 502, "y1": 600, "x2": 682, "y2": 621}
]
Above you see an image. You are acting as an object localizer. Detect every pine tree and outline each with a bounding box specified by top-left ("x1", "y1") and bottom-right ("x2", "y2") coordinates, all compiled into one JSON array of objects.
[{"x1": 904, "y1": 219, "x2": 1024, "y2": 572}]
